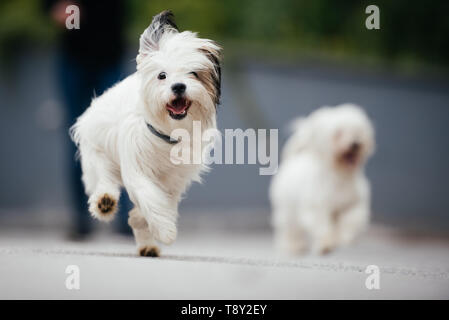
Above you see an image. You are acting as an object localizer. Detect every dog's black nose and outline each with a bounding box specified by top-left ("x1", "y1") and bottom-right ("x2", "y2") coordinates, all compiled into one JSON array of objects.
[
  {"x1": 350, "y1": 142, "x2": 361, "y2": 151},
  {"x1": 171, "y1": 83, "x2": 186, "y2": 95}
]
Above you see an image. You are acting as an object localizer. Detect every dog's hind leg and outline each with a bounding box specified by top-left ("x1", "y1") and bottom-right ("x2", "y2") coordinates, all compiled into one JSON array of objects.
[
  {"x1": 80, "y1": 147, "x2": 121, "y2": 222},
  {"x1": 128, "y1": 207, "x2": 160, "y2": 257},
  {"x1": 336, "y1": 202, "x2": 369, "y2": 246}
]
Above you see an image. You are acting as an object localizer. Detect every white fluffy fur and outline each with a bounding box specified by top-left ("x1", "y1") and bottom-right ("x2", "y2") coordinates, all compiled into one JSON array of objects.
[
  {"x1": 270, "y1": 104, "x2": 375, "y2": 255},
  {"x1": 71, "y1": 11, "x2": 221, "y2": 255}
]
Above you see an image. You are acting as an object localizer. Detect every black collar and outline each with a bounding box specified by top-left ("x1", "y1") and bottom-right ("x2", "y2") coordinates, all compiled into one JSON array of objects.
[{"x1": 146, "y1": 122, "x2": 179, "y2": 144}]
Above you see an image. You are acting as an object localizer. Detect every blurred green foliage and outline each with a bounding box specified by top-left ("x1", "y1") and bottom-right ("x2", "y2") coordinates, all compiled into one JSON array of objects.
[
  {"x1": 0, "y1": 0, "x2": 55, "y2": 61},
  {"x1": 1, "y1": 0, "x2": 448, "y2": 69}
]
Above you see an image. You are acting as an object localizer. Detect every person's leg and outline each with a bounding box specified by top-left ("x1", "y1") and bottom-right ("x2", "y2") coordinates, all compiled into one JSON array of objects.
[{"x1": 58, "y1": 54, "x2": 94, "y2": 237}]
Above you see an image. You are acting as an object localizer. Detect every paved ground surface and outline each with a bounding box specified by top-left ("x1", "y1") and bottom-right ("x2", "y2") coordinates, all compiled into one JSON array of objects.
[{"x1": 1, "y1": 223, "x2": 448, "y2": 299}]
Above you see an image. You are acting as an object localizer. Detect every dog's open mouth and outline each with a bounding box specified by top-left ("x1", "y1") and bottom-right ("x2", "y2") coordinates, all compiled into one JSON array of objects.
[
  {"x1": 340, "y1": 146, "x2": 360, "y2": 166},
  {"x1": 166, "y1": 98, "x2": 192, "y2": 120},
  {"x1": 342, "y1": 150, "x2": 358, "y2": 165}
]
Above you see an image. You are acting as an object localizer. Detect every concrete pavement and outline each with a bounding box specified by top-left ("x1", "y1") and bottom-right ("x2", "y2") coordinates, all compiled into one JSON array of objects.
[{"x1": 1, "y1": 223, "x2": 448, "y2": 299}]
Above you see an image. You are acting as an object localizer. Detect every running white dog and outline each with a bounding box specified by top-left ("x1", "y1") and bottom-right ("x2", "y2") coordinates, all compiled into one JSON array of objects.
[
  {"x1": 270, "y1": 104, "x2": 375, "y2": 255},
  {"x1": 71, "y1": 11, "x2": 221, "y2": 256}
]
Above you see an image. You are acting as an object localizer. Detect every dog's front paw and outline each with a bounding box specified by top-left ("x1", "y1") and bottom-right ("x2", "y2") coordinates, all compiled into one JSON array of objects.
[
  {"x1": 276, "y1": 238, "x2": 307, "y2": 256},
  {"x1": 313, "y1": 235, "x2": 337, "y2": 255},
  {"x1": 274, "y1": 231, "x2": 307, "y2": 256},
  {"x1": 98, "y1": 194, "x2": 116, "y2": 214},
  {"x1": 153, "y1": 221, "x2": 177, "y2": 245},
  {"x1": 89, "y1": 193, "x2": 118, "y2": 222},
  {"x1": 139, "y1": 245, "x2": 160, "y2": 257}
]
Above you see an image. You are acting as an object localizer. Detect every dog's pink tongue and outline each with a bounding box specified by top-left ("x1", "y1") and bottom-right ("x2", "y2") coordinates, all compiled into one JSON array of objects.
[{"x1": 167, "y1": 99, "x2": 188, "y2": 114}]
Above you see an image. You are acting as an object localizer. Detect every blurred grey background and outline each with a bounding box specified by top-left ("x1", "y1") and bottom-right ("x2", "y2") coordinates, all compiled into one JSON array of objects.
[
  {"x1": 0, "y1": 0, "x2": 448, "y2": 232},
  {"x1": 1, "y1": 51, "x2": 449, "y2": 231}
]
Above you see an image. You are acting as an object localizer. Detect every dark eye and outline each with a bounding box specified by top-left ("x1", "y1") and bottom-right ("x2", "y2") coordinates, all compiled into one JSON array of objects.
[
  {"x1": 158, "y1": 72, "x2": 166, "y2": 80},
  {"x1": 189, "y1": 71, "x2": 198, "y2": 78}
]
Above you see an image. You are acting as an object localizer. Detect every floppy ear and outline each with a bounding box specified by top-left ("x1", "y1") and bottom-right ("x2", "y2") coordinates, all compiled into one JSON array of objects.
[
  {"x1": 199, "y1": 45, "x2": 221, "y2": 106},
  {"x1": 136, "y1": 10, "x2": 178, "y2": 65}
]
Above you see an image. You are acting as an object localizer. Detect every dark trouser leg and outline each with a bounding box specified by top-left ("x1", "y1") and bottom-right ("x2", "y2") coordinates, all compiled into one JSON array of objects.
[{"x1": 58, "y1": 54, "x2": 93, "y2": 235}]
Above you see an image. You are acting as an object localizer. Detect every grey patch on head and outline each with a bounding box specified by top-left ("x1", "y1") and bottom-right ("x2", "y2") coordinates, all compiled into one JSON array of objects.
[{"x1": 137, "y1": 10, "x2": 179, "y2": 62}]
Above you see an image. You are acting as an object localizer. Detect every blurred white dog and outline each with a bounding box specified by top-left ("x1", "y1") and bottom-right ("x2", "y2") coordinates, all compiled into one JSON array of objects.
[
  {"x1": 71, "y1": 11, "x2": 221, "y2": 257},
  {"x1": 270, "y1": 104, "x2": 375, "y2": 255}
]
